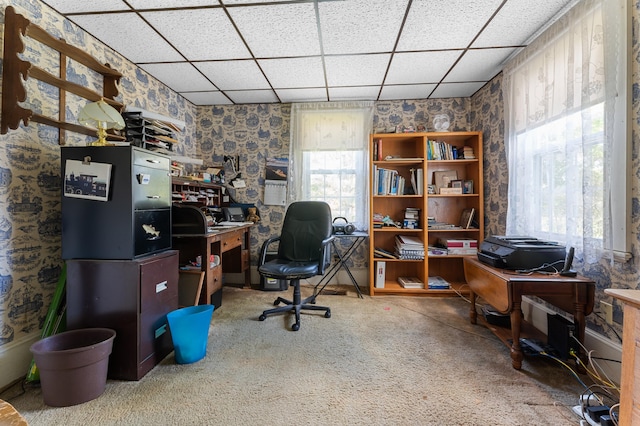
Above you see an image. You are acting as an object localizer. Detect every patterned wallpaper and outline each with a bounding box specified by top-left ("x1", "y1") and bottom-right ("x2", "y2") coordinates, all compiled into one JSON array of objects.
[
  {"x1": 1, "y1": 0, "x2": 639, "y2": 352},
  {"x1": 0, "y1": 0, "x2": 197, "y2": 347}
]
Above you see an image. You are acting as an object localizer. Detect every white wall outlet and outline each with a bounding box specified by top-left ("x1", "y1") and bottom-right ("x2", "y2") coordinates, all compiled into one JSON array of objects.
[{"x1": 601, "y1": 301, "x2": 613, "y2": 325}]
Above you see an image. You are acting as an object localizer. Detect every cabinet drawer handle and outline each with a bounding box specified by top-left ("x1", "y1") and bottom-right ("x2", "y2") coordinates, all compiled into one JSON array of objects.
[
  {"x1": 146, "y1": 195, "x2": 160, "y2": 199},
  {"x1": 155, "y1": 324, "x2": 167, "y2": 338},
  {"x1": 156, "y1": 281, "x2": 168, "y2": 293},
  {"x1": 146, "y1": 159, "x2": 161, "y2": 164}
]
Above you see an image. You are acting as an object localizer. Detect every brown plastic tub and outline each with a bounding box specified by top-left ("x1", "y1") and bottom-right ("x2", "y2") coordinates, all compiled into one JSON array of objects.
[{"x1": 30, "y1": 328, "x2": 116, "y2": 407}]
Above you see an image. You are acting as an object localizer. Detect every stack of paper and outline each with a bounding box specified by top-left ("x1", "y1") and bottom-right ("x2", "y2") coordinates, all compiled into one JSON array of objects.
[{"x1": 395, "y1": 235, "x2": 424, "y2": 260}]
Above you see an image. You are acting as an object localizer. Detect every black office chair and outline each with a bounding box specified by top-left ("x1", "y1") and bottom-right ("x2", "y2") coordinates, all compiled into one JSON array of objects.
[{"x1": 258, "y1": 201, "x2": 334, "y2": 331}]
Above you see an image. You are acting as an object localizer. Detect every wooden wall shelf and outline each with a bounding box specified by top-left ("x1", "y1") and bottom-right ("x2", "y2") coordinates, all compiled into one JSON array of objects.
[{"x1": 1, "y1": 6, "x2": 124, "y2": 142}]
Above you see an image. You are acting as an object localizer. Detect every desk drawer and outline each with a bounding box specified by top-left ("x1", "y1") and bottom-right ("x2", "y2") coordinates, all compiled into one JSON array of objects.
[
  {"x1": 220, "y1": 230, "x2": 243, "y2": 252},
  {"x1": 209, "y1": 266, "x2": 222, "y2": 294}
]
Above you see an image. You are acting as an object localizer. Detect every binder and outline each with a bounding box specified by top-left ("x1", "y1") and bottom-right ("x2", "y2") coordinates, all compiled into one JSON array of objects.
[{"x1": 375, "y1": 261, "x2": 386, "y2": 288}]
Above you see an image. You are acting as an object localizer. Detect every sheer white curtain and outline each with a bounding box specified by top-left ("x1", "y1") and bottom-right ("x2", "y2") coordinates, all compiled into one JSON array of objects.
[
  {"x1": 289, "y1": 101, "x2": 374, "y2": 230},
  {"x1": 503, "y1": 0, "x2": 626, "y2": 264}
]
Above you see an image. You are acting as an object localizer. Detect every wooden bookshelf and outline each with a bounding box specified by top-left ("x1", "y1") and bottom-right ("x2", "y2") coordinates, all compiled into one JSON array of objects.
[{"x1": 369, "y1": 131, "x2": 484, "y2": 296}]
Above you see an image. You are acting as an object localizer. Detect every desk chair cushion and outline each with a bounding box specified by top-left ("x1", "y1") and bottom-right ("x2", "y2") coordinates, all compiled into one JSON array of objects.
[{"x1": 258, "y1": 258, "x2": 319, "y2": 281}]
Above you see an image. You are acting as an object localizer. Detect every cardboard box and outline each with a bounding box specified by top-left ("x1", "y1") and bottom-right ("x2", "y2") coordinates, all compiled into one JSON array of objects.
[{"x1": 440, "y1": 238, "x2": 477, "y2": 249}]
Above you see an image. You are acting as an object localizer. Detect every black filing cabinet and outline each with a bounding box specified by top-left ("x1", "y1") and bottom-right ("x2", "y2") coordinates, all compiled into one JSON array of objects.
[{"x1": 61, "y1": 146, "x2": 171, "y2": 260}]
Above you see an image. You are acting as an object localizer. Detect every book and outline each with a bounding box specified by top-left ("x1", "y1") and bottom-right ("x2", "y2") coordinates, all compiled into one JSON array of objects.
[
  {"x1": 396, "y1": 235, "x2": 424, "y2": 248},
  {"x1": 428, "y1": 276, "x2": 450, "y2": 289},
  {"x1": 375, "y1": 261, "x2": 386, "y2": 288},
  {"x1": 398, "y1": 276, "x2": 424, "y2": 289},
  {"x1": 409, "y1": 168, "x2": 423, "y2": 195},
  {"x1": 374, "y1": 247, "x2": 397, "y2": 259},
  {"x1": 459, "y1": 208, "x2": 475, "y2": 229},
  {"x1": 428, "y1": 245, "x2": 448, "y2": 256}
]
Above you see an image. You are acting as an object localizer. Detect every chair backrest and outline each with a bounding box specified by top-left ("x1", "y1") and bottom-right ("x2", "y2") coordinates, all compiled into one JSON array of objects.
[{"x1": 278, "y1": 201, "x2": 332, "y2": 263}]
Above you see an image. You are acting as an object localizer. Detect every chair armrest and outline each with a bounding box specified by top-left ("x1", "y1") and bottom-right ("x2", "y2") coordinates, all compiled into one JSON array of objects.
[
  {"x1": 317, "y1": 235, "x2": 335, "y2": 274},
  {"x1": 258, "y1": 236, "x2": 281, "y2": 267}
]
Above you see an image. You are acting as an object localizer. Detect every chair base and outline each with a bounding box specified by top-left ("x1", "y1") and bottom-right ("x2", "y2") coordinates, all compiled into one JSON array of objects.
[{"x1": 258, "y1": 279, "x2": 330, "y2": 331}]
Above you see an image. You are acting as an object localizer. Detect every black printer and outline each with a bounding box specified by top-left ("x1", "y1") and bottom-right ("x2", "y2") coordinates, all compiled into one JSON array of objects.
[{"x1": 477, "y1": 236, "x2": 566, "y2": 272}]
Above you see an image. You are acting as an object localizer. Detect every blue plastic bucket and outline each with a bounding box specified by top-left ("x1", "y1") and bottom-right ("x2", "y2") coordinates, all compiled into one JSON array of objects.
[{"x1": 167, "y1": 305, "x2": 214, "y2": 364}]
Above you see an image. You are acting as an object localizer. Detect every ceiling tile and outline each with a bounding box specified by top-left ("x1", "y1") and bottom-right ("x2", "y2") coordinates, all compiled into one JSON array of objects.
[
  {"x1": 385, "y1": 51, "x2": 461, "y2": 85},
  {"x1": 430, "y1": 82, "x2": 487, "y2": 98},
  {"x1": 181, "y1": 91, "x2": 233, "y2": 106},
  {"x1": 329, "y1": 86, "x2": 380, "y2": 101},
  {"x1": 226, "y1": 90, "x2": 279, "y2": 104},
  {"x1": 397, "y1": 0, "x2": 504, "y2": 51},
  {"x1": 70, "y1": 13, "x2": 184, "y2": 63},
  {"x1": 139, "y1": 63, "x2": 217, "y2": 92},
  {"x1": 258, "y1": 57, "x2": 326, "y2": 89},
  {"x1": 195, "y1": 60, "x2": 271, "y2": 90},
  {"x1": 275, "y1": 88, "x2": 328, "y2": 103},
  {"x1": 127, "y1": 0, "x2": 219, "y2": 8},
  {"x1": 444, "y1": 48, "x2": 515, "y2": 82},
  {"x1": 318, "y1": 0, "x2": 409, "y2": 55},
  {"x1": 223, "y1": 0, "x2": 306, "y2": 3},
  {"x1": 325, "y1": 54, "x2": 390, "y2": 87},
  {"x1": 141, "y1": 9, "x2": 251, "y2": 61},
  {"x1": 42, "y1": 0, "x2": 129, "y2": 13},
  {"x1": 227, "y1": 3, "x2": 320, "y2": 57},
  {"x1": 472, "y1": 0, "x2": 575, "y2": 48},
  {"x1": 379, "y1": 84, "x2": 437, "y2": 100}
]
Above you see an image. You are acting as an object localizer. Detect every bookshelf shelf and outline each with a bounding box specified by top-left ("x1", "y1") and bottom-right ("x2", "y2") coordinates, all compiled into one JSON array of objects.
[{"x1": 369, "y1": 131, "x2": 484, "y2": 296}]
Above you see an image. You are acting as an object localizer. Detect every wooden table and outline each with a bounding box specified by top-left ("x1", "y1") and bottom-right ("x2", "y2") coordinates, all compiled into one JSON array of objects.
[
  {"x1": 604, "y1": 289, "x2": 640, "y2": 425},
  {"x1": 463, "y1": 257, "x2": 595, "y2": 370}
]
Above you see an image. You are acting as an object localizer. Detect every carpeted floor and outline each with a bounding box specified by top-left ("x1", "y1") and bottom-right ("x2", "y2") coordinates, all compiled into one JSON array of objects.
[{"x1": 5, "y1": 285, "x2": 586, "y2": 425}]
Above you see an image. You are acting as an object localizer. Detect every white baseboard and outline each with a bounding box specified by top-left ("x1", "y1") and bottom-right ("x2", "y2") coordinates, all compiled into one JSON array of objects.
[
  {"x1": 522, "y1": 296, "x2": 622, "y2": 385},
  {"x1": 0, "y1": 332, "x2": 39, "y2": 391}
]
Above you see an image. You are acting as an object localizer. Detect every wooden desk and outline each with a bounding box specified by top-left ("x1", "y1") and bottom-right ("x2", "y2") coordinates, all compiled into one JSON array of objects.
[
  {"x1": 604, "y1": 289, "x2": 640, "y2": 425},
  {"x1": 172, "y1": 223, "x2": 252, "y2": 307},
  {"x1": 463, "y1": 257, "x2": 595, "y2": 370}
]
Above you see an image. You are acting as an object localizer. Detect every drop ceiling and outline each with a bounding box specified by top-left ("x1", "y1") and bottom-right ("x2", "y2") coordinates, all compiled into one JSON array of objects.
[{"x1": 40, "y1": 0, "x2": 577, "y2": 105}]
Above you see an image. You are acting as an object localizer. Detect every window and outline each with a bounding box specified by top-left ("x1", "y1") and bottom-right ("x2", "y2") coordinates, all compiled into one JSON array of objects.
[
  {"x1": 289, "y1": 102, "x2": 374, "y2": 230},
  {"x1": 503, "y1": 0, "x2": 629, "y2": 264}
]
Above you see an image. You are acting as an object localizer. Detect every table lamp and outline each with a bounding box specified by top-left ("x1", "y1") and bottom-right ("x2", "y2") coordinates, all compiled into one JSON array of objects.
[{"x1": 78, "y1": 99, "x2": 125, "y2": 146}]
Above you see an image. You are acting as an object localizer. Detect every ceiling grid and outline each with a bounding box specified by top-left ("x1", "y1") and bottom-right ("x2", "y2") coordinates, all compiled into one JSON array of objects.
[{"x1": 41, "y1": 0, "x2": 576, "y2": 105}]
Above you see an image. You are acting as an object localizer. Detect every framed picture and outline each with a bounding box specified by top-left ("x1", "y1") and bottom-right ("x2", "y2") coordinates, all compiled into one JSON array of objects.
[
  {"x1": 432, "y1": 170, "x2": 458, "y2": 191},
  {"x1": 450, "y1": 179, "x2": 463, "y2": 189},
  {"x1": 427, "y1": 184, "x2": 436, "y2": 194},
  {"x1": 63, "y1": 159, "x2": 112, "y2": 202},
  {"x1": 463, "y1": 180, "x2": 474, "y2": 194},
  {"x1": 459, "y1": 208, "x2": 475, "y2": 229}
]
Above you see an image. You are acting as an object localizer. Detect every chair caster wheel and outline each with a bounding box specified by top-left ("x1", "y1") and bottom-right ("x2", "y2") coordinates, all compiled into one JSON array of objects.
[
  {"x1": 325, "y1": 310, "x2": 331, "y2": 318},
  {"x1": 292, "y1": 323, "x2": 300, "y2": 331},
  {"x1": 259, "y1": 314, "x2": 266, "y2": 321},
  {"x1": 273, "y1": 300, "x2": 279, "y2": 306}
]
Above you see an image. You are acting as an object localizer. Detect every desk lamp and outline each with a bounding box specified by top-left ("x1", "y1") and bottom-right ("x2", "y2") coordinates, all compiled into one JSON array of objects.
[{"x1": 78, "y1": 99, "x2": 125, "y2": 146}]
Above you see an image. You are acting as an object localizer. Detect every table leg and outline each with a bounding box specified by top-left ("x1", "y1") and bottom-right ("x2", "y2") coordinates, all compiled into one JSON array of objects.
[
  {"x1": 469, "y1": 291, "x2": 477, "y2": 324},
  {"x1": 314, "y1": 238, "x2": 364, "y2": 298},
  {"x1": 333, "y1": 240, "x2": 364, "y2": 298},
  {"x1": 574, "y1": 302, "x2": 587, "y2": 373},
  {"x1": 510, "y1": 301, "x2": 523, "y2": 370}
]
